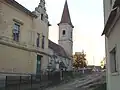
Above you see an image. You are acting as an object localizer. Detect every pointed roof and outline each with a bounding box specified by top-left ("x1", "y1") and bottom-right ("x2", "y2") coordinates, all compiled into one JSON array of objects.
[{"x1": 58, "y1": 0, "x2": 74, "y2": 28}]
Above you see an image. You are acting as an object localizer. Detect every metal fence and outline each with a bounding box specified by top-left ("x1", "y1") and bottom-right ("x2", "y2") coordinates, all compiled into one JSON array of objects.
[
  {"x1": 0, "y1": 70, "x2": 92, "y2": 90},
  {"x1": 0, "y1": 71, "x2": 67, "y2": 90}
]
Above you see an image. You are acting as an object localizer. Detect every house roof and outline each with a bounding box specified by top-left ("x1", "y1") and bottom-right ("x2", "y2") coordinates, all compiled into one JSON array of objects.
[
  {"x1": 58, "y1": 0, "x2": 74, "y2": 28},
  {"x1": 48, "y1": 40, "x2": 69, "y2": 58},
  {"x1": 4, "y1": 0, "x2": 37, "y2": 18},
  {"x1": 102, "y1": 7, "x2": 118, "y2": 35}
]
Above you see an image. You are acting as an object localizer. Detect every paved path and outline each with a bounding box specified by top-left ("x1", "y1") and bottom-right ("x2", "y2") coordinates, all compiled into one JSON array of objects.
[{"x1": 45, "y1": 72, "x2": 104, "y2": 90}]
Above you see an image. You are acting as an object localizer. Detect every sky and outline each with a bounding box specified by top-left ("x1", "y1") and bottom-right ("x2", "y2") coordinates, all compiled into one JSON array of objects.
[{"x1": 16, "y1": 0, "x2": 105, "y2": 66}]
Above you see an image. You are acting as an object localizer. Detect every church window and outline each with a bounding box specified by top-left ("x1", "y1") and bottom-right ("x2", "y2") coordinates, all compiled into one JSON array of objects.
[{"x1": 62, "y1": 30, "x2": 66, "y2": 35}]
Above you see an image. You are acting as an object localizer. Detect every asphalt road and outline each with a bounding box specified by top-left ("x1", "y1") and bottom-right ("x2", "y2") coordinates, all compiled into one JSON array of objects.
[{"x1": 45, "y1": 72, "x2": 105, "y2": 90}]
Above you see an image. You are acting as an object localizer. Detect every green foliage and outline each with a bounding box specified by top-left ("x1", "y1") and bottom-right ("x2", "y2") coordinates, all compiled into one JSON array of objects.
[{"x1": 73, "y1": 51, "x2": 87, "y2": 69}]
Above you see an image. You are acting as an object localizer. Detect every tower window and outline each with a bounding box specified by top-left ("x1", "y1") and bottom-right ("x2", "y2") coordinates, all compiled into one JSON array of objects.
[{"x1": 62, "y1": 30, "x2": 66, "y2": 35}]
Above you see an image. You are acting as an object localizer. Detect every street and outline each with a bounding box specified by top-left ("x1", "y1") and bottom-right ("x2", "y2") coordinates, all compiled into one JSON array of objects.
[{"x1": 45, "y1": 72, "x2": 105, "y2": 90}]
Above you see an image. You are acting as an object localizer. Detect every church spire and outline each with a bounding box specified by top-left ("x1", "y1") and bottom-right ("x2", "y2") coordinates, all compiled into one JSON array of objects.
[{"x1": 58, "y1": 0, "x2": 74, "y2": 28}]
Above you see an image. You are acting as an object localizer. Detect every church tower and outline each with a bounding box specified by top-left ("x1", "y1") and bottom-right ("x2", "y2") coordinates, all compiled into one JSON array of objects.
[{"x1": 58, "y1": 0, "x2": 74, "y2": 57}]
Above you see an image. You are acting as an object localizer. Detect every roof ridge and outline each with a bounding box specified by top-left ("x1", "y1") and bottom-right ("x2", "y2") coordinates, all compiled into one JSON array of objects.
[
  {"x1": 49, "y1": 40, "x2": 65, "y2": 49},
  {"x1": 48, "y1": 40, "x2": 69, "y2": 58}
]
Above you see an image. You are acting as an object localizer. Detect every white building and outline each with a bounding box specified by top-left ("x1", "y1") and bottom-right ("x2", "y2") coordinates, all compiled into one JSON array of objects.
[
  {"x1": 102, "y1": 0, "x2": 120, "y2": 90},
  {"x1": 48, "y1": 0, "x2": 74, "y2": 71}
]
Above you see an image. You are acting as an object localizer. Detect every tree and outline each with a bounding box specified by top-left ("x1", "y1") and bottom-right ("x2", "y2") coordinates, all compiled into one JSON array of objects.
[{"x1": 73, "y1": 51, "x2": 87, "y2": 69}]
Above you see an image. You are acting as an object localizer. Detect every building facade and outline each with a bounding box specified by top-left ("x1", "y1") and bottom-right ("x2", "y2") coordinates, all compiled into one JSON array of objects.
[
  {"x1": 0, "y1": 0, "x2": 74, "y2": 76},
  {"x1": 103, "y1": 0, "x2": 120, "y2": 90},
  {"x1": 0, "y1": 0, "x2": 50, "y2": 75}
]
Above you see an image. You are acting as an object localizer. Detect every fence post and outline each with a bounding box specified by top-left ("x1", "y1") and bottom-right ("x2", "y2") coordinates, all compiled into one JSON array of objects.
[
  {"x1": 31, "y1": 75, "x2": 32, "y2": 88},
  {"x1": 19, "y1": 76, "x2": 21, "y2": 90},
  {"x1": 5, "y1": 76, "x2": 7, "y2": 90}
]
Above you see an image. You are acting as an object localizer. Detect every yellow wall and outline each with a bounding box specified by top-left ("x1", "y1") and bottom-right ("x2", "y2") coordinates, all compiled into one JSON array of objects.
[
  {"x1": 0, "y1": 44, "x2": 37, "y2": 74},
  {"x1": 0, "y1": 1, "x2": 49, "y2": 74}
]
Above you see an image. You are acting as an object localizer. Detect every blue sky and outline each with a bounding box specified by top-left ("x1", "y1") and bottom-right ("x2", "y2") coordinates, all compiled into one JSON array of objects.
[{"x1": 16, "y1": 0, "x2": 105, "y2": 65}]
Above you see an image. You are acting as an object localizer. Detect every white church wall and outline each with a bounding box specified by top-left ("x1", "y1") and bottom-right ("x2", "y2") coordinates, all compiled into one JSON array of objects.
[{"x1": 48, "y1": 48, "x2": 71, "y2": 71}]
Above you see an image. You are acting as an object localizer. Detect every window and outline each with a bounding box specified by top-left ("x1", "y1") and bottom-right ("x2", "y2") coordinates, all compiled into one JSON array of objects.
[
  {"x1": 110, "y1": 47, "x2": 117, "y2": 73},
  {"x1": 41, "y1": 14, "x2": 43, "y2": 20},
  {"x1": 71, "y1": 32, "x2": 72, "y2": 39},
  {"x1": 62, "y1": 30, "x2": 65, "y2": 35},
  {"x1": 36, "y1": 33, "x2": 40, "y2": 47},
  {"x1": 42, "y1": 35, "x2": 45, "y2": 49},
  {"x1": 110, "y1": 0, "x2": 112, "y2": 6},
  {"x1": 13, "y1": 23, "x2": 20, "y2": 41}
]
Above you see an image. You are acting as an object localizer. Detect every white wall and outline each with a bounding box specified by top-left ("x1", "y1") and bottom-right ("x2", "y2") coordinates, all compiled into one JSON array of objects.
[
  {"x1": 104, "y1": 0, "x2": 116, "y2": 90},
  {"x1": 48, "y1": 48, "x2": 71, "y2": 71},
  {"x1": 107, "y1": 16, "x2": 120, "y2": 90},
  {"x1": 58, "y1": 23, "x2": 73, "y2": 57}
]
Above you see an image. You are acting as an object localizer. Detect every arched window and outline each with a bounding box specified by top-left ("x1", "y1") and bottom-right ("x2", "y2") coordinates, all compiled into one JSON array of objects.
[{"x1": 62, "y1": 30, "x2": 66, "y2": 35}]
